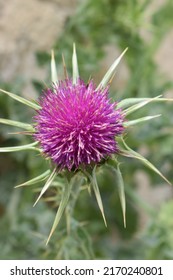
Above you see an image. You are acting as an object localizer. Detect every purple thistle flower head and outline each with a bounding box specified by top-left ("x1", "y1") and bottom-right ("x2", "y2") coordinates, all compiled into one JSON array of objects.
[{"x1": 34, "y1": 79, "x2": 124, "y2": 171}]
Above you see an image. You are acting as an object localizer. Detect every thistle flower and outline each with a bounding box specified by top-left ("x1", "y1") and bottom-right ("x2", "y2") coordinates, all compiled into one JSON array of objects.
[
  {"x1": 34, "y1": 79, "x2": 124, "y2": 171},
  {"x1": 0, "y1": 45, "x2": 172, "y2": 243}
]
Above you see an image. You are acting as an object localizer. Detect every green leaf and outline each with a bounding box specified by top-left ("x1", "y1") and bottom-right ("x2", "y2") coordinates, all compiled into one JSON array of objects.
[
  {"x1": 118, "y1": 97, "x2": 173, "y2": 109},
  {"x1": 106, "y1": 161, "x2": 126, "y2": 228},
  {"x1": 117, "y1": 97, "x2": 156, "y2": 109},
  {"x1": 0, "y1": 141, "x2": 39, "y2": 152},
  {"x1": 0, "y1": 118, "x2": 35, "y2": 132},
  {"x1": 65, "y1": 175, "x2": 84, "y2": 234},
  {"x1": 97, "y1": 48, "x2": 128, "y2": 90},
  {"x1": 15, "y1": 170, "x2": 51, "y2": 188},
  {"x1": 46, "y1": 178, "x2": 72, "y2": 245},
  {"x1": 92, "y1": 166, "x2": 107, "y2": 226},
  {"x1": 72, "y1": 43, "x2": 79, "y2": 84},
  {"x1": 0, "y1": 88, "x2": 41, "y2": 110},
  {"x1": 51, "y1": 49, "x2": 58, "y2": 84},
  {"x1": 124, "y1": 95, "x2": 162, "y2": 116},
  {"x1": 62, "y1": 53, "x2": 68, "y2": 79},
  {"x1": 82, "y1": 168, "x2": 107, "y2": 226},
  {"x1": 33, "y1": 168, "x2": 57, "y2": 206},
  {"x1": 116, "y1": 164, "x2": 126, "y2": 228},
  {"x1": 124, "y1": 114, "x2": 161, "y2": 127},
  {"x1": 121, "y1": 138, "x2": 171, "y2": 185}
]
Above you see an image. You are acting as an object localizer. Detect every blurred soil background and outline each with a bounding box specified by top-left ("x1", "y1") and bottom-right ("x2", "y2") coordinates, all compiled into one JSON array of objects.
[{"x1": 0, "y1": 0, "x2": 173, "y2": 259}]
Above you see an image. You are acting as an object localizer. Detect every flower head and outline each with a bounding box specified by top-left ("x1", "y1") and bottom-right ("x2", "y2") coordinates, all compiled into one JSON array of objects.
[
  {"x1": 34, "y1": 79, "x2": 124, "y2": 171},
  {"x1": 0, "y1": 45, "x2": 171, "y2": 244}
]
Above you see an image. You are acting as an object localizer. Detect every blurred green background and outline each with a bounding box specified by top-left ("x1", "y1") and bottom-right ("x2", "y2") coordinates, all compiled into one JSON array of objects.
[{"x1": 0, "y1": 0, "x2": 173, "y2": 259}]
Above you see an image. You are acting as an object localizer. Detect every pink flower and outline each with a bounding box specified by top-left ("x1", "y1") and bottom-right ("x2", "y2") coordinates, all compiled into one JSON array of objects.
[{"x1": 34, "y1": 79, "x2": 124, "y2": 171}]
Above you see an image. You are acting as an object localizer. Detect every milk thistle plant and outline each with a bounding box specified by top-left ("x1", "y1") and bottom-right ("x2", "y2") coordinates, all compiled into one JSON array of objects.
[{"x1": 0, "y1": 45, "x2": 172, "y2": 244}]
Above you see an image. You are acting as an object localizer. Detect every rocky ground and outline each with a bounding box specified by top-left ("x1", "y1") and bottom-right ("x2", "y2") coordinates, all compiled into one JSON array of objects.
[
  {"x1": 0, "y1": 0, "x2": 77, "y2": 97},
  {"x1": 0, "y1": 0, "x2": 172, "y2": 90}
]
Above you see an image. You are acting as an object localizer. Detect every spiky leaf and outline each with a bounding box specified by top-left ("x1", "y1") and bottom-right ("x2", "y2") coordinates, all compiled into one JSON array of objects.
[
  {"x1": 51, "y1": 49, "x2": 58, "y2": 84},
  {"x1": 72, "y1": 43, "x2": 79, "y2": 84},
  {"x1": 91, "y1": 166, "x2": 107, "y2": 226},
  {"x1": 124, "y1": 114, "x2": 161, "y2": 127},
  {"x1": 124, "y1": 95, "x2": 162, "y2": 116},
  {"x1": 118, "y1": 97, "x2": 173, "y2": 109},
  {"x1": 106, "y1": 161, "x2": 126, "y2": 227},
  {"x1": 116, "y1": 164, "x2": 126, "y2": 228},
  {"x1": 121, "y1": 138, "x2": 171, "y2": 185},
  {"x1": 33, "y1": 168, "x2": 57, "y2": 206},
  {"x1": 0, "y1": 118, "x2": 35, "y2": 131},
  {"x1": 0, "y1": 141, "x2": 39, "y2": 152},
  {"x1": 97, "y1": 48, "x2": 128, "y2": 90},
  {"x1": 46, "y1": 178, "x2": 72, "y2": 244},
  {"x1": 15, "y1": 170, "x2": 51, "y2": 188},
  {"x1": 0, "y1": 88, "x2": 41, "y2": 110}
]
